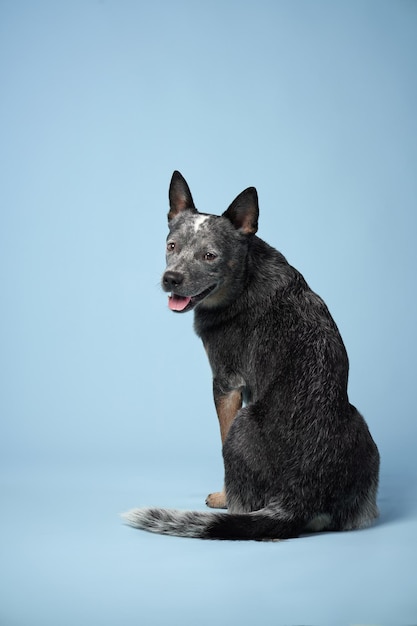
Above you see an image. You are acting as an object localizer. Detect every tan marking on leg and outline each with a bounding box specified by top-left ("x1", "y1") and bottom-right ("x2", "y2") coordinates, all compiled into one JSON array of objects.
[
  {"x1": 215, "y1": 389, "x2": 242, "y2": 444},
  {"x1": 206, "y1": 389, "x2": 242, "y2": 509},
  {"x1": 206, "y1": 490, "x2": 227, "y2": 509}
]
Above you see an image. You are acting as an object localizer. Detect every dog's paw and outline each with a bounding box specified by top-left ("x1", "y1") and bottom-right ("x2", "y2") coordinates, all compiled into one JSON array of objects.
[{"x1": 206, "y1": 491, "x2": 227, "y2": 509}]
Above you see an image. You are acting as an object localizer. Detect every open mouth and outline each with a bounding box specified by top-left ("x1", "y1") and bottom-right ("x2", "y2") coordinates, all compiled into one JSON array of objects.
[{"x1": 168, "y1": 285, "x2": 216, "y2": 312}]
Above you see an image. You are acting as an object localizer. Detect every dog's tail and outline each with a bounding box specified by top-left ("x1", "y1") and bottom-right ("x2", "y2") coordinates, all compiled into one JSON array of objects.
[{"x1": 121, "y1": 505, "x2": 304, "y2": 541}]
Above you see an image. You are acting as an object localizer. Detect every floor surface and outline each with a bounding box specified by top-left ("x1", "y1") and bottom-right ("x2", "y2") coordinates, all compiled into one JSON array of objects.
[{"x1": 1, "y1": 464, "x2": 416, "y2": 626}]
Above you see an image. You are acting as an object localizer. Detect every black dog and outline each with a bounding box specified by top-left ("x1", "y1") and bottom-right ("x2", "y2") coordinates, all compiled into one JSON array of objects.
[{"x1": 123, "y1": 171, "x2": 380, "y2": 540}]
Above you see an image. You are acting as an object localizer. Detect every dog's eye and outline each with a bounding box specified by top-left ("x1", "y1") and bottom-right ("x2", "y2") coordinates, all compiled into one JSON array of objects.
[
  {"x1": 204, "y1": 252, "x2": 217, "y2": 261},
  {"x1": 167, "y1": 242, "x2": 175, "y2": 252}
]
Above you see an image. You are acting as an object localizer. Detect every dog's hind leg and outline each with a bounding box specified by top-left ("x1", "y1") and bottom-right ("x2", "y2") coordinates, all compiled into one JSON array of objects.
[{"x1": 206, "y1": 386, "x2": 242, "y2": 509}]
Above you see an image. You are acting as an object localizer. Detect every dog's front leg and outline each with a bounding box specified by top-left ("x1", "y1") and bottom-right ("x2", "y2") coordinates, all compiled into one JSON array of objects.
[{"x1": 206, "y1": 384, "x2": 242, "y2": 509}]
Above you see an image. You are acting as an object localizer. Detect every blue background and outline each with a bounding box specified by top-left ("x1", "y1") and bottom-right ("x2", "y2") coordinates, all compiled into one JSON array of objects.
[{"x1": 1, "y1": 1, "x2": 416, "y2": 624}]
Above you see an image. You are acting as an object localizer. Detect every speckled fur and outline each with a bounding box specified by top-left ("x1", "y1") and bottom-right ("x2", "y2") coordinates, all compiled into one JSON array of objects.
[{"x1": 123, "y1": 171, "x2": 380, "y2": 541}]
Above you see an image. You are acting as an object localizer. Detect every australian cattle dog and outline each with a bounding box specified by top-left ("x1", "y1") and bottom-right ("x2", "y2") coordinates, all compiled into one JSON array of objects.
[{"x1": 123, "y1": 171, "x2": 380, "y2": 540}]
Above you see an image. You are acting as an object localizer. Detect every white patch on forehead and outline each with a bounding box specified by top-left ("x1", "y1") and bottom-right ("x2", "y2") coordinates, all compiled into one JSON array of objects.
[{"x1": 192, "y1": 215, "x2": 210, "y2": 233}]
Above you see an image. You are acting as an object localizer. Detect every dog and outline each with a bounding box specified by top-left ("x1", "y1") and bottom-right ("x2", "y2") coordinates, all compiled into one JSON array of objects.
[{"x1": 123, "y1": 170, "x2": 380, "y2": 540}]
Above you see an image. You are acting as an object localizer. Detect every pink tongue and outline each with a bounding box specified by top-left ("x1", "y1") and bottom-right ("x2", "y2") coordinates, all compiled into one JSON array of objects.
[{"x1": 168, "y1": 294, "x2": 192, "y2": 311}]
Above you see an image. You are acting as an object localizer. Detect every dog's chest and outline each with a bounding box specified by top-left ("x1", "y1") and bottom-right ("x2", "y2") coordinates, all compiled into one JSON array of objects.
[{"x1": 201, "y1": 322, "x2": 255, "y2": 389}]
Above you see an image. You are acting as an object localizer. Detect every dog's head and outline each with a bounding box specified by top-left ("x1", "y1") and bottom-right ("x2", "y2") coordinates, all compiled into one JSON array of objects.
[{"x1": 162, "y1": 171, "x2": 259, "y2": 313}]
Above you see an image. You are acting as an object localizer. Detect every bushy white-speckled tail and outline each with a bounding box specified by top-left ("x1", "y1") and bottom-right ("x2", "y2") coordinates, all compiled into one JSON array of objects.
[{"x1": 122, "y1": 507, "x2": 218, "y2": 538}]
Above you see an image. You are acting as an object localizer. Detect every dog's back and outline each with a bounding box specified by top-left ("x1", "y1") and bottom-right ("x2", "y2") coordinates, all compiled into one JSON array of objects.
[{"x1": 123, "y1": 172, "x2": 380, "y2": 540}]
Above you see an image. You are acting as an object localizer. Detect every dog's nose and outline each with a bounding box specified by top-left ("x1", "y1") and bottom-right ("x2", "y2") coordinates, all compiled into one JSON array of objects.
[{"x1": 163, "y1": 270, "x2": 184, "y2": 290}]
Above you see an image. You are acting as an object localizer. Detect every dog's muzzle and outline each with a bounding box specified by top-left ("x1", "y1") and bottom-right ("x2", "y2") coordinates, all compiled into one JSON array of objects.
[{"x1": 162, "y1": 271, "x2": 216, "y2": 312}]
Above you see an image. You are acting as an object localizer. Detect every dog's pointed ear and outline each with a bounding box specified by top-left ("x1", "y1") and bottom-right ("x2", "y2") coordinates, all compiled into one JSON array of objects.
[
  {"x1": 222, "y1": 187, "x2": 259, "y2": 235},
  {"x1": 168, "y1": 171, "x2": 197, "y2": 221}
]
